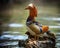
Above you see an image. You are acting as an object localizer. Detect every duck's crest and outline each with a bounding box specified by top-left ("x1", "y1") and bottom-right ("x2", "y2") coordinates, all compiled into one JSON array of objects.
[{"x1": 28, "y1": 3, "x2": 34, "y2": 8}]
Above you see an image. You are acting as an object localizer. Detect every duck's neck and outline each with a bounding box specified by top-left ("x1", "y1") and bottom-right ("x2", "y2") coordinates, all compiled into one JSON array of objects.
[
  {"x1": 27, "y1": 9, "x2": 37, "y2": 22},
  {"x1": 27, "y1": 16, "x2": 35, "y2": 22},
  {"x1": 29, "y1": 10, "x2": 34, "y2": 17},
  {"x1": 29, "y1": 9, "x2": 37, "y2": 17}
]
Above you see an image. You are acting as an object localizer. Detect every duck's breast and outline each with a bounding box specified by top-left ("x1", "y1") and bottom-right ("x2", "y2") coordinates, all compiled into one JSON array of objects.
[
  {"x1": 27, "y1": 24, "x2": 41, "y2": 34},
  {"x1": 27, "y1": 26, "x2": 36, "y2": 35}
]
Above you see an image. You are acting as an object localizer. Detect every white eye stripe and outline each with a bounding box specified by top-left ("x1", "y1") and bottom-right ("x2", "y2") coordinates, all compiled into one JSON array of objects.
[{"x1": 28, "y1": 3, "x2": 33, "y2": 7}]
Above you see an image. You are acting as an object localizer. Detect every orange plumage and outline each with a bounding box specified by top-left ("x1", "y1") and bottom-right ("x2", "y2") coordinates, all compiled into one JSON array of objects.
[
  {"x1": 42, "y1": 25, "x2": 49, "y2": 32},
  {"x1": 25, "y1": 3, "x2": 37, "y2": 17}
]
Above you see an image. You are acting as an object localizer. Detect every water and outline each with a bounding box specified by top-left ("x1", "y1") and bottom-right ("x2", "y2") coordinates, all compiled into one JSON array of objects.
[
  {"x1": 49, "y1": 26, "x2": 60, "y2": 28},
  {"x1": 42, "y1": 17, "x2": 60, "y2": 21},
  {"x1": 0, "y1": 14, "x2": 60, "y2": 48},
  {"x1": 1, "y1": 15, "x2": 60, "y2": 48},
  {"x1": 56, "y1": 33, "x2": 60, "y2": 48},
  {"x1": 0, "y1": 32, "x2": 28, "y2": 48},
  {"x1": 8, "y1": 23, "x2": 24, "y2": 27},
  {"x1": 0, "y1": 2, "x2": 60, "y2": 48},
  {"x1": 0, "y1": 32, "x2": 60, "y2": 48}
]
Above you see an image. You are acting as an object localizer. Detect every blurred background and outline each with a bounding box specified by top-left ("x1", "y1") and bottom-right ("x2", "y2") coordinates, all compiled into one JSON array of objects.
[
  {"x1": 0, "y1": 0, "x2": 60, "y2": 48},
  {"x1": 0, "y1": 0, "x2": 60, "y2": 35}
]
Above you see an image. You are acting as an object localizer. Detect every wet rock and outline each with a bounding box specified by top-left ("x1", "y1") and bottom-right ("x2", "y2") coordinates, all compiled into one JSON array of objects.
[
  {"x1": 18, "y1": 35, "x2": 56, "y2": 48},
  {"x1": 18, "y1": 40, "x2": 26, "y2": 47},
  {"x1": 24, "y1": 37, "x2": 56, "y2": 48},
  {"x1": 24, "y1": 31, "x2": 56, "y2": 48}
]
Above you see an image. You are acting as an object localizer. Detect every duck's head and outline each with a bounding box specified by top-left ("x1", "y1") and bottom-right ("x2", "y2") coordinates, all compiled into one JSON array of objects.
[{"x1": 25, "y1": 3, "x2": 37, "y2": 17}]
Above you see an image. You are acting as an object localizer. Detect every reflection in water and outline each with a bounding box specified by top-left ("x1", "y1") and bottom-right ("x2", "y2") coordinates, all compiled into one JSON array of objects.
[
  {"x1": 0, "y1": 35, "x2": 28, "y2": 40},
  {"x1": 8, "y1": 23, "x2": 60, "y2": 28},
  {"x1": 0, "y1": 41, "x2": 18, "y2": 46},
  {"x1": 2, "y1": 31, "x2": 21, "y2": 35},
  {"x1": 8, "y1": 23, "x2": 24, "y2": 27},
  {"x1": 42, "y1": 17, "x2": 60, "y2": 21},
  {"x1": 58, "y1": 24, "x2": 60, "y2": 25},
  {"x1": 49, "y1": 26, "x2": 60, "y2": 28},
  {"x1": 56, "y1": 43, "x2": 60, "y2": 48},
  {"x1": 0, "y1": 33, "x2": 28, "y2": 48},
  {"x1": 56, "y1": 33, "x2": 60, "y2": 48}
]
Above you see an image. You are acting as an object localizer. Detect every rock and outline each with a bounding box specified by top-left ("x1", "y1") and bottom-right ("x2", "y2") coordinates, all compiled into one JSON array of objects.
[
  {"x1": 18, "y1": 31, "x2": 56, "y2": 48},
  {"x1": 24, "y1": 37, "x2": 56, "y2": 48},
  {"x1": 18, "y1": 40, "x2": 26, "y2": 47}
]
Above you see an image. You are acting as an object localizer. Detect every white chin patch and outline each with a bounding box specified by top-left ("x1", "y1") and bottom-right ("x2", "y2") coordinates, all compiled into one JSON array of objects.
[{"x1": 28, "y1": 3, "x2": 33, "y2": 8}]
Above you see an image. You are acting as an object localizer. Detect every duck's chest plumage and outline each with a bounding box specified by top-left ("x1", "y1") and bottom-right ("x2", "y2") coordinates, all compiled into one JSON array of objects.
[{"x1": 26, "y1": 17, "x2": 42, "y2": 35}]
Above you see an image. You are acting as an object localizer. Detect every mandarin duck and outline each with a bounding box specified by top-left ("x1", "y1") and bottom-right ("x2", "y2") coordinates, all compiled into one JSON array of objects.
[{"x1": 25, "y1": 3, "x2": 54, "y2": 40}]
